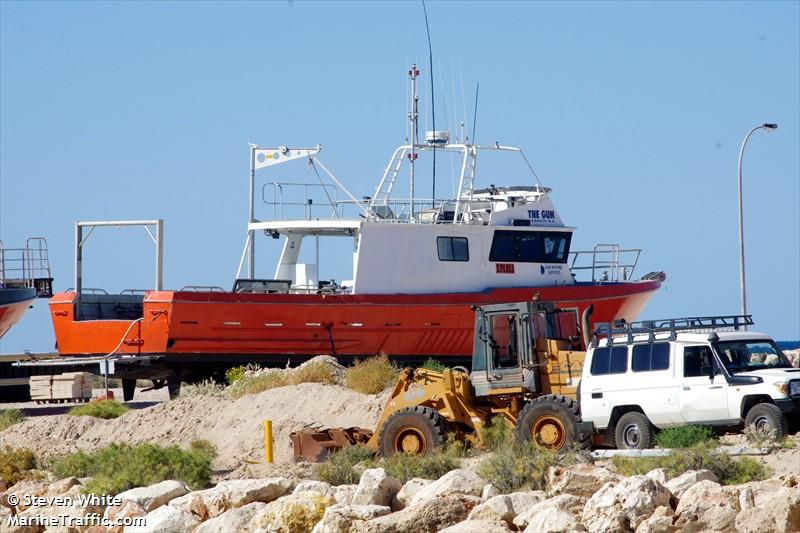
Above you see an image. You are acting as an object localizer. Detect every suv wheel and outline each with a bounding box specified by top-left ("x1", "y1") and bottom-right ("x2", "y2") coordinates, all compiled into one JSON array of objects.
[
  {"x1": 745, "y1": 403, "x2": 788, "y2": 439},
  {"x1": 614, "y1": 411, "x2": 655, "y2": 450}
]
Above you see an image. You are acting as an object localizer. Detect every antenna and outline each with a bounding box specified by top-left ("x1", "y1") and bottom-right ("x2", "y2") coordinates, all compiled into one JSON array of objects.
[
  {"x1": 422, "y1": 0, "x2": 436, "y2": 206},
  {"x1": 471, "y1": 82, "x2": 480, "y2": 144}
]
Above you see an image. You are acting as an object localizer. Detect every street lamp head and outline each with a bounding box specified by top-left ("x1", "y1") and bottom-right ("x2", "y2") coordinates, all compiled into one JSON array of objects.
[{"x1": 763, "y1": 123, "x2": 778, "y2": 130}]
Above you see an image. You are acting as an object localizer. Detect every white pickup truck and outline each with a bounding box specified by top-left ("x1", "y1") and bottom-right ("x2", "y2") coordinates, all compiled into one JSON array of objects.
[{"x1": 578, "y1": 316, "x2": 800, "y2": 449}]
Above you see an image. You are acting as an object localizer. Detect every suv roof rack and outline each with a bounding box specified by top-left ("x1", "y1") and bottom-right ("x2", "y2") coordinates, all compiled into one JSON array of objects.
[{"x1": 594, "y1": 315, "x2": 754, "y2": 346}]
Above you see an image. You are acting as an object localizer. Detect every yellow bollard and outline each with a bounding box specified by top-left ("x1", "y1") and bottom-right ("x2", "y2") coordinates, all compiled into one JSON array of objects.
[{"x1": 264, "y1": 420, "x2": 273, "y2": 464}]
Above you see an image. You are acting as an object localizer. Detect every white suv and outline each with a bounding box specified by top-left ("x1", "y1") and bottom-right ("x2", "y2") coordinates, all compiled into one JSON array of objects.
[{"x1": 579, "y1": 316, "x2": 800, "y2": 449}]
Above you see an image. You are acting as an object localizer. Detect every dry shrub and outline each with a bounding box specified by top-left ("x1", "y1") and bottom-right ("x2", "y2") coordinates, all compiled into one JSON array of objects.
[
  {"x1": 290, "y1": 362, "x2": 335, "y2": 385},
  {"x1": 0, "y1": 446, "x2": 38, "y2": 486},
  {"x1": 228, "y1": 372, "x2": 288, "y2": 399},
  {"x1": 346, "y1": 355, "x2": 399, "y2": 394}
]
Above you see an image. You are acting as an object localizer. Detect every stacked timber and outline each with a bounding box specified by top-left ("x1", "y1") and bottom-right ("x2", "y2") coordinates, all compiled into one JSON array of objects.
[
  {"x1": 29, "y1": 375, "x2": 53, "y2": 401},
  {"x1": 30, "y1": 372, "x2": 92, "y2": 403}
]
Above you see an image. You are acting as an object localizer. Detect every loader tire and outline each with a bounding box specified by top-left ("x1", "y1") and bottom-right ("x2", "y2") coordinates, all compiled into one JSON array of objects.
[
  {"x1": 378, "y1": 406, "x2": 448, "y2": 457},
  {"x1": 516, "y1": 395, "x2": 591, "y2": 452}
]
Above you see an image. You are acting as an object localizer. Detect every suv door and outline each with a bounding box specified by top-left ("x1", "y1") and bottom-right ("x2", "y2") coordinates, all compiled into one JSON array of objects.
[{"x1": 678, "y1": 344, "x2": 732, "y2": 423}]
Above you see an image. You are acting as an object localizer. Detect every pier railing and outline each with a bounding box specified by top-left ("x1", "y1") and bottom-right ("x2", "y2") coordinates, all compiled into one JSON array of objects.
[{"x1": 569, "y1": 244, "x2": 641, "y2": 283}]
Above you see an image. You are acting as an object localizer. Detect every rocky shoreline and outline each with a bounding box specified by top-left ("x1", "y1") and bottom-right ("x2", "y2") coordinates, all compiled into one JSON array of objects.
[{"x1": 2, "y1": 460, "x2": 798, "y2": 532}]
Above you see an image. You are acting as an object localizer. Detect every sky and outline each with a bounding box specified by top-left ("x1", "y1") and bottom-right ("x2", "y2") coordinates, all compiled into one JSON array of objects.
[{"x1": 1, "y1": 0, "x2": 798, "y2": 354}]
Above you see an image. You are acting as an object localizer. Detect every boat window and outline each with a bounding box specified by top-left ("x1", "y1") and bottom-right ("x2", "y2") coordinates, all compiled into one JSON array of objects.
[
  {"x1": 489, "y1": 230, "x2": 571, "y2": 263},
  {"x1": 632, "y1": 342, "x2": 670, "y2": 372},
  {"x1": 437, "y1": 237, "x2": 469, "y2": 262},
  {"x1": 590, "y1": 346, "x2": 628, "y2": 375}
]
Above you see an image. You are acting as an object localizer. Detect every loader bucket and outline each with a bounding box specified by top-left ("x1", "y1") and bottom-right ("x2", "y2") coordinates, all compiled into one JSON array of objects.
[{"x1": 290, "y1": 426, "x2": 374, "y2": 463}]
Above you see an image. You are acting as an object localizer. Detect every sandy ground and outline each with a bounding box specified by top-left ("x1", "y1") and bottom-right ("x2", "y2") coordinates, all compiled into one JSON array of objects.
[
  {"x1": 2, "y1": 382, "x2": 798, "y2": 481},
  {"x1": 1, "y1": 383, "x2": 388, "y2": 479}
]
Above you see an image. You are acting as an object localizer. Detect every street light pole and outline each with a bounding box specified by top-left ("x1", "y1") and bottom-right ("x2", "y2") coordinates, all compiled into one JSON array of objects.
[{"x1": 737, "y1": 123, "x2": 778, "y2": 329}]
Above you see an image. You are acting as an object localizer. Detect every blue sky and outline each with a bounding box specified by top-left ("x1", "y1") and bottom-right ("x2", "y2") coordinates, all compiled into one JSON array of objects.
[{"x1": 1, "y1": 0, "x2": 798, "y2": 353}]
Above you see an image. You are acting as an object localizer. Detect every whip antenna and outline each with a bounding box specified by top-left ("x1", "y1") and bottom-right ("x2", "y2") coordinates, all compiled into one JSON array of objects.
[
  {"x1": 471, "y1": 82, "x2": 480, "y2": 144},
  {"x1": 422, "y1": 0, "x2": 436, "y2": 205}
]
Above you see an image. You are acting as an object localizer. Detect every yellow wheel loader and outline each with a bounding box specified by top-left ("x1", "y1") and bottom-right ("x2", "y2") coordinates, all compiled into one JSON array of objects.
[{"x1": 291, "y1": 302, "x2": 593, "y2": 462}]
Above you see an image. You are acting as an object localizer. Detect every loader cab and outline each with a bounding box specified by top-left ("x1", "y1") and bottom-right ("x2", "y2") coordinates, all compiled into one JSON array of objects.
[{"x1": 471, "y1": 302, "x2": 552, "y2": 397}]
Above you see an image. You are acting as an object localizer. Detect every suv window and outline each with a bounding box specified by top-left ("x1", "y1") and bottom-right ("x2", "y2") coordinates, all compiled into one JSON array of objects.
[
  {"x1": 590, "y1": 346, "x2": 628, "y2": 375},
  {"x1": 683, "y1": 345, "x2": 715, "y2": 377},
  {"x1": 632, "y1": 342, "x2": 670, "y2": 372}
]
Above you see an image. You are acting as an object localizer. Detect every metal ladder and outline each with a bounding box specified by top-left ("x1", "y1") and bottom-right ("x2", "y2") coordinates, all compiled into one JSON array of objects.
[
  {"x1": 453, "y1": 145, "x2": 478, "y2": 223},
  {"x1": 369, "y1": 146, "x2": 408, "y2": 212}
]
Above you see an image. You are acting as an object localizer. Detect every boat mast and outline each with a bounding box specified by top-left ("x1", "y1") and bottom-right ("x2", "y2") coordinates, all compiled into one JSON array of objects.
[{"x1": 408, "y1": 64, "x2": 419, "y2": 222}]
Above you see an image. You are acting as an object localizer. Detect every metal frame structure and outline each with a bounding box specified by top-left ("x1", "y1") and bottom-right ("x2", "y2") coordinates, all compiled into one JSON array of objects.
[
  {"x1": 596, "y1": 314, "x2": 754, "y2": 346},
  {"x1": 74, "y1": 220, "x2": 163, "y2": 320}
]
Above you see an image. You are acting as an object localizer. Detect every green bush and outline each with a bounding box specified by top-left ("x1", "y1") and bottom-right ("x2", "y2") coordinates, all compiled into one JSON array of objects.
[
  {"x1": 0, "y1": 409, "x2": 24, "y2": 432},
  {"x1": 655, "y1": 425, "x2": 716, "y2": 448},
  {"x1": 420, "y1": 359, "x2": 447, "y2": 373},
  {"x1": 69, "y1": 400, "x2": 129, "y2": 419},
  {"x1": 480, "y1": 416, "x2": 514, "y2": 452},
  {"x1": 0, "y1": 446, "x2": 38, "y2": 485},
  {"x1": 314, "y1": 446, "x2": 376, "y2": 486},
  {"x1": 612, "y1": 441, "x2": 770, "y2": 485},
  {"x1": 477, "y1": 440, "x2": 579, "y2": 494},
  {"x1": 378, "y1": 448, "x2": 460, "y2": 484},
  {"x1": 225, "y1": 365, "x2": 247, "y2": 385},
  {"x1": 345, "y1": 355, "x2": 399, "y2": 394},
  {"x1": 51, "y1": 440, "x2": 216, "y2": 494}
]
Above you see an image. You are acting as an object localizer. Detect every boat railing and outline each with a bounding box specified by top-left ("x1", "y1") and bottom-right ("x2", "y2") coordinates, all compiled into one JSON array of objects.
[
  {"x1": 569, "y1": 244, "x2": 641, "y2": 283},
  {"x1": 0, "y1": 238, "x2": 53, "y2": 296},
  {"x1": 261, "y1": 182, "x2": 464, "y2": 224}
]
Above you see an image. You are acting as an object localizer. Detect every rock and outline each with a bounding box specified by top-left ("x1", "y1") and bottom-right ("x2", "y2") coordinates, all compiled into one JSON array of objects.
[
  {"x1": 104, "y1": 499, "x2": 147, "y2": 533},
  {"x1": 123, "y1": 504, "x2": 198, "y2": 533},
  {"x1": 547, "y1": 463, "x2": 621, "y2": 498},
  {"x1": 406, "y1": 469, "x2": 484, "y2": 507},
  {"x1": 48, "y1": 477, "x2": 81, "y2": 495},
  {"x1": 351, "y1": 469, "x2": 402, "y2": 507},
  {"x1": 645, "y1": 469, "x2": 668, "y2": 485},
  {"x1": 5, "y1": 479, "x2": 49, "y2": 512},
  {"x1": 193, "y1": 502, "x2": 266, "y2": 533},
  {"x1": 293, "y1": 480, "x2": 333, "y2": 496},
  {"x1": 582, "y1": 476, "x2": 673, "y2": 532},
  {"x1": 439, "y1": 518, "x2": 513, "y2": 532},
  {"x1": 169, "y1": 477, "x2": 292, "y2": 521},
  {"x1": 513, "y1": 494, "x2": 584, "y2": 530},
  {"x1": 311, "y1": 503, "x2": 391, "y2": 533},
  {"x1": 635, "y1": 506, "x2": 676, "y2": 533},
  {"x1": 673, "y1": 479, "x2": 739, "y2": 532},
  {"x1": 332, "y1": 485, "x2": 358, "y2": 506},
  {"x1": 523, "y1": 507, "x2": 584, "y2": 533},
  {"x1": 353, "y1": 494, "x2": 481, "y2": 533},
  {"x1": 466, "y1": 495, "x2": 514, "y2": 524},
  {"x1": 481, "y1": 484, "x2": 501, "y2": 499},
  {"x1": 664, "y1": 469, "x2": 718, "y2": 498},
  {"x1": 391, "y1": 478, "x2": 431, "y2": 511},
  {"x1": 507, "y1": 490, "x2": 548, "y2": 514},
  {"x1": 248, "y1": 490, "x2": 335, "y2": 532},
  {"x1": 116, "y1": 480, "x2": 189, "y2": 512},
  {"x1": 734, "y1": 486, "x2": 800, "y2": 533},
  {"x1": 467, "y1": 490, "x2": 548, "y2": 527}
]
